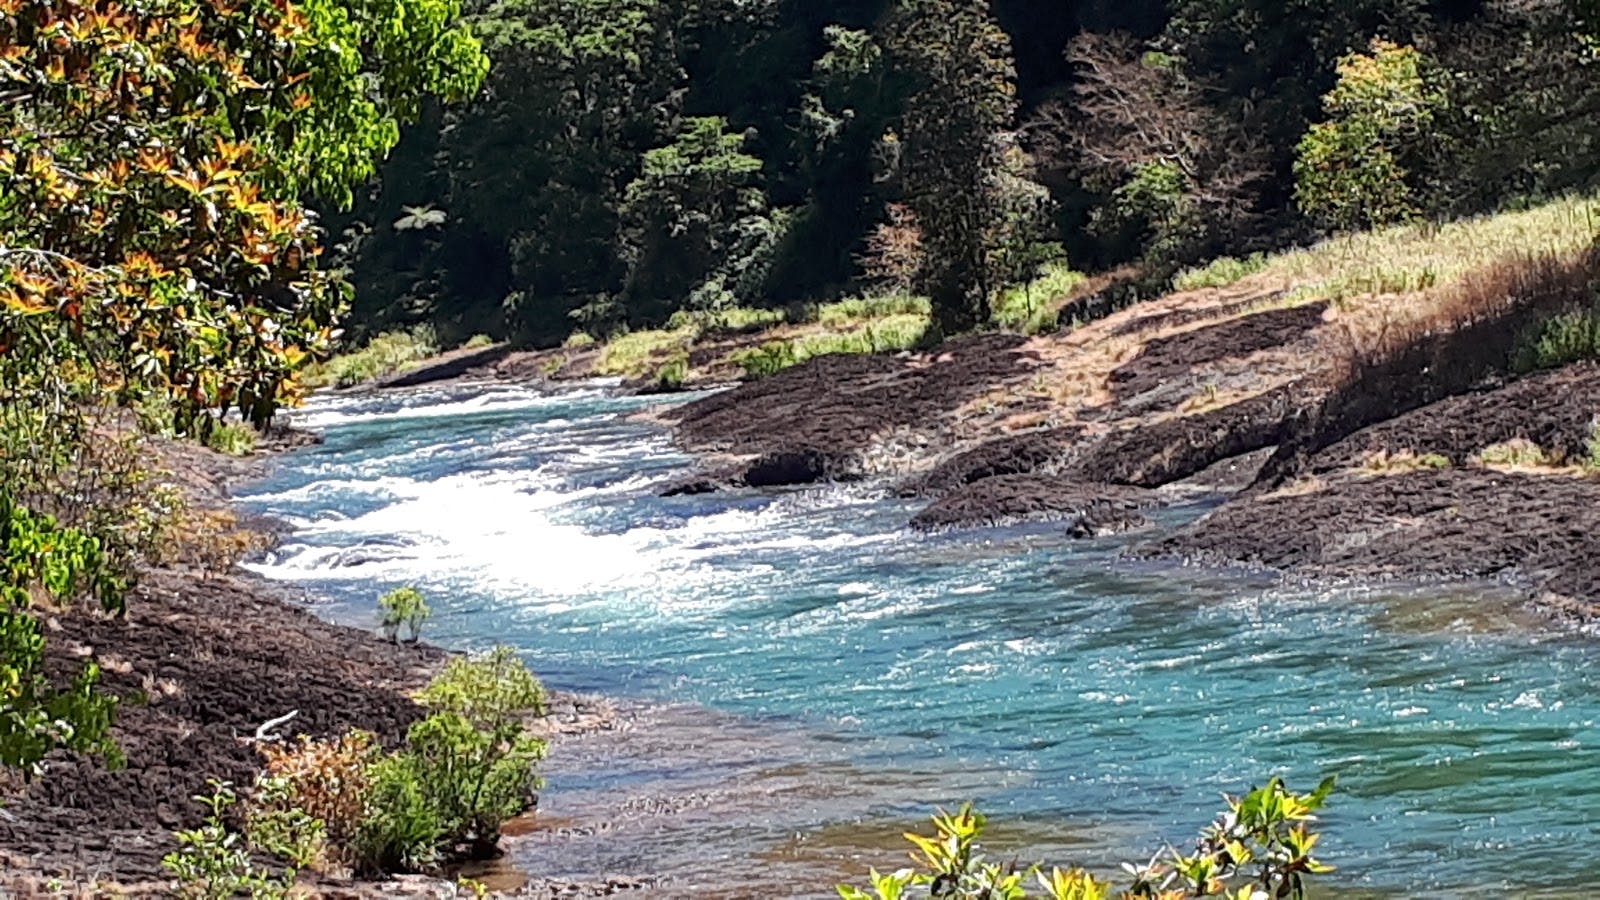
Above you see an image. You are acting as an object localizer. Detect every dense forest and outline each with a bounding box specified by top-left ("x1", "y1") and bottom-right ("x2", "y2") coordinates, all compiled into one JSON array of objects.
[{"x1": 335, "y1": 0, "x2": 1600, "y2": 346}]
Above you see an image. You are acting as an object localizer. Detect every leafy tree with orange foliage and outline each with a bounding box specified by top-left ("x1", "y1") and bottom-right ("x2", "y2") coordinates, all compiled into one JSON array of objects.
[{"x1": 0, "y1": 0, "x2": 485, "y2": 770}]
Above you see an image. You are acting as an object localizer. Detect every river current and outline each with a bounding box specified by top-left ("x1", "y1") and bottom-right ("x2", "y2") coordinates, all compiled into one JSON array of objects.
[{"x1": 236, "y1": 381, "x2": 1600, "y2": 897}]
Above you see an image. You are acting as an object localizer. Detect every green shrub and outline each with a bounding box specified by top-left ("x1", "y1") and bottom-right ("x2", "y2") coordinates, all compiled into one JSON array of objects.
[
  {"x1": 203, "y1": 421, "x2": 256, "y2": 457},
  {"x1": 354, "y1": 753, "x2": 446, "y2": 874},
  {"x1": 593, "y1": 328, "x2": 695, "y2": 379},
  {"x1": 460, "y1": 334, "x2": 495, "y2": 350},
  {"x1": 387, "y1": 709, "x2": 545, "y2": 856},
  {"x1": 810, "y1": 294, "x2": 931, "y2": 328},
  {"x1": 1588, "y1": 423, "x2": 1600, "y2": 471},
  {"x1": 302, "y1": 327, "x2": 439, "y2": 389},
  {"x1": 992, "y1": 261, "x2": 1085, "y2": 334},
  {"x1": 359, "y1": 647, "x2": 548, "y2": 870},
  {"x1": 562, "y1": 332, "x2": 598, "y2": 349},
  {"x1": 1174, "y1": 253, "x2": 1270, "y2": 292},
  {"x1": 839, "y1": 778, "x2": 1335, "y2": 900},
  {"x1": 164, "y1": 781, "x2": 296, "y2": 900},
  {"x1": 1513, "y1": 306, "x2": 1600, "y2": 373},
  {"x1": 377, "y1": 586, "x2": 431, "y2": 643}
]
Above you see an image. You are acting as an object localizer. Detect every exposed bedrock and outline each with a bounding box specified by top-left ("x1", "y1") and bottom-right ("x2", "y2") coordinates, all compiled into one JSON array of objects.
[{"x1": 910, "y1": 476, "x2": 1158, "y2": 532}]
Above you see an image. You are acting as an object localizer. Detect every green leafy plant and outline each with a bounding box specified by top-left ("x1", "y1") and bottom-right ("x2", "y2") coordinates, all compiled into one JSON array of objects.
[
  {"x1": 1295, "y1": 40, "x2": 1440, "y2": 233},
  {"x1": 378, "y1": 586, "x2": 432, "y2": 644},
  {"x1": 247, "y1": 775, "x2": 328, "y2": 870},
  {"x1": 355, "y1": 751, "x2": 447, "y2": 873},
  {"x1": 1513, "y1": 306, "x2": 1600, "y2": 373},
  {"x1": 354, "y1": 647, "x2": 548, "y2": 872},
  {"x1": 203, "y1": 421, "x2": 258, "y2": 457},
  {"x1": 0, "y1": 495, "x2": 123, "y2": 772},
  {"x1": 838, "y1": 778, "x2": 1336, "y2": 900},
  {"x1": 164, "y1": 781, "x2": 296, "y2": 900}
]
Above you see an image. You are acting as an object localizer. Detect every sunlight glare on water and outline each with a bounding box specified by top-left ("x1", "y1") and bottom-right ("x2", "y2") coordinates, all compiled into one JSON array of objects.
[{"x1": 238, "y1": 382, "x2": 1600, "y2": 897}]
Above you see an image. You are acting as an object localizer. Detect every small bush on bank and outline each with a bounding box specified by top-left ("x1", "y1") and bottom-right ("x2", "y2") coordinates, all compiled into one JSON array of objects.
[
  {"x1": 301, "y1": 327, "x2": 440, "y2": 390},
  {"x1": 1174, "y1": 253, "x2": 1270, "y2": 292},
  {"x1": 201, "y1": 647, "x2": 550, "y2": 879},
  {"x1": 203, "y1": 420, "x2": 256, "y2": 456},
  {"x1": 355, "y1": 752, "x2": 447, "y2": 873},
  {"x1": 1513, "y1": 305, "x2": 1600, "y2": 373},
  {"x1": 165, "y1": 781, "x2": 296, "y2": 899},
  {"x1": 593, "y1": 327, "x2": 696, "y2": 379},
  {"x1": 838, "y1": 777, "x2": 1336, "y2": 900},
  {"x1": 378, "y1": 586, "x2": 431, "y2": 643}
]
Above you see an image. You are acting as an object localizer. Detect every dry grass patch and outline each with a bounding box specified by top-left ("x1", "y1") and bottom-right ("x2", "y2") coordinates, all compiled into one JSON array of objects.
[
  {"x1": 1261, "y1": 193, "x2": 1600, "y2": 303},
  {"x1": 1359, "y1": 449, "x2": 1452, "y2": 474}
]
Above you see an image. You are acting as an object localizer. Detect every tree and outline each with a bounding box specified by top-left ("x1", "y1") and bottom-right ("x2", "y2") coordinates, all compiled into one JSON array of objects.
[
  {"x1": 881, "y1": 0, "x2": 1018, "y2": 334},
  {"x1": 1027, "y1": 32, "x2": 1270, "y2": 270},
  {"x1": 1294, "y1": 39, "x2": 1440, "y2": 233},
  {"x1": 616, "y1": 117, "x2": 787, "y2": 326},
  {"x1": 0, "y1": 0, "x2": 484, "y2": 770}
]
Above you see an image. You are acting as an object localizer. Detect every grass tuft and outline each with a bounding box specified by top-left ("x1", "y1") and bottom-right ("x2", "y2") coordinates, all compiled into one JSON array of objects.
[
  {"x1": 991, "y1": 261, "x2": 1085, "y2": 334},
  {"x1": 302, "y1": 327, "x2": 439, "y2": 389},
  {"x1": 1263, "y1": 193, "x2": 1600, "y2": 304},
  {"x1": 809, "y1": 294, "x2": 931, "y2": 328},
  {"x1": 1173, "y1": 253, "x2": 1269, "y2": 292},
  {"x1": 593, "y1": 328, "x2": 696, "y2": 379}
]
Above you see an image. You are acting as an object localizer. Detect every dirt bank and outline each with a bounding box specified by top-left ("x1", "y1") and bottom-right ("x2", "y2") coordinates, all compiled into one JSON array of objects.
[{"x1": 0, "y1": 439, "x2": 642, "y2": 897}]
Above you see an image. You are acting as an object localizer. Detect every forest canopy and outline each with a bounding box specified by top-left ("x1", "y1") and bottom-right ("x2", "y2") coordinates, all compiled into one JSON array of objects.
[{"x1": 336, "y1": 0, "x2": 1600, "y2": 348}]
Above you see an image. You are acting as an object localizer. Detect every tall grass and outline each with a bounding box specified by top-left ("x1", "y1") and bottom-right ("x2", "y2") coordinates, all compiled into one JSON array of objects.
[
  {"x1": 1265, "y1": 193, "x2": 1600, "y2": 303},
  {"x1": 301, "y1": 327, "x2": 439, "y2": 389},
  {"x1": 593, "y1": 328, "x2": 696, "y2": 379},
  {"x1": 1173, "y1": 253, "x2": 1270, "y2": 292},
  {"x1": 809, "y1": 294, "x2": 931, "y2": 328},
  {"x1": 731, "y1": 314, "x2": 931, "y2": 378},
  {"x1": 990, "y1": 261, "x2": 1085, "y2": 334},
  {"x1": 666, "y1": 306, "x2": 788, "y2": 335}
]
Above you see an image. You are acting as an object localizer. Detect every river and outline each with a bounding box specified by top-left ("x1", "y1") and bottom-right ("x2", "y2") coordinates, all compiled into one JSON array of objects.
[{"x1": 236, "y1": 380, "x2": 1600, "y2": 897}]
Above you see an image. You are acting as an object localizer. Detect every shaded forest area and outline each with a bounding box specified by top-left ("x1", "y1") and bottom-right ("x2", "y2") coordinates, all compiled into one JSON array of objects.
[{"x1": 335, "y1": 0, "x2": 1600, "y2": 347}]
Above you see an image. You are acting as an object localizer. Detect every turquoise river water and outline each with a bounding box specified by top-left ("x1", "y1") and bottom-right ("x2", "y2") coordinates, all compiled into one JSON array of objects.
[{"x1": 236, "y1": 381, "x2": 1600, "y2": 898}]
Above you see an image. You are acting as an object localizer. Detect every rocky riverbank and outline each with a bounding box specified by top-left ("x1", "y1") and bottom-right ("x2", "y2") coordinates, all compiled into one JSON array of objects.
[
  {"x1": 0, "y1": 437, "x2": 645, "y2": 898},
  {"x1": 646, "y1": 265, "x2": 1600, "y2": 622}
]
